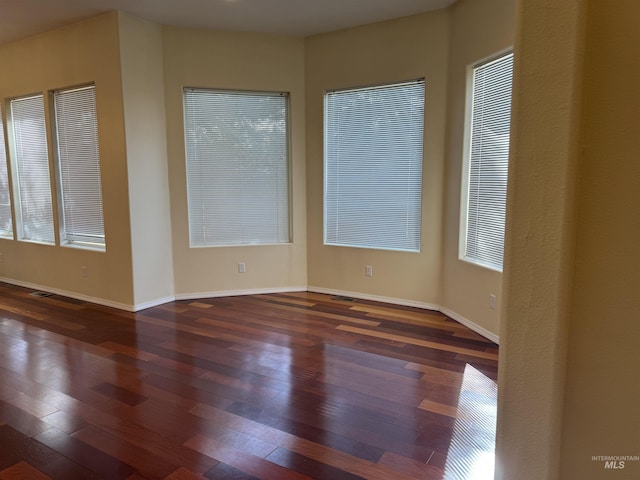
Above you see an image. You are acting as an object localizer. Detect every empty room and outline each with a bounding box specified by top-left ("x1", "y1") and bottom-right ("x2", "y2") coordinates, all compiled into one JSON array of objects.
[{"x1": 0, "y1": 0, "x2": 638, "y2": 479}]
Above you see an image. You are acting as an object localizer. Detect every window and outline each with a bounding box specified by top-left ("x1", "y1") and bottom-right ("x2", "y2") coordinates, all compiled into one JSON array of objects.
[
  {"x1": 183, "y1": 88, "x2": 290, "y2": 247},
  {"x1": 9, "y1": 94, "x2": 55, "y2": 244},
  {"x1": 0, "y1": 106, "x2": 13, "y2": 239},
  {"x1": 53, "y1": 85, "x2": 105, "y2": 249},
  {"x1": 461, "y1": 52, "x2": 514, "y2": 271},
  {"x1": 324, "y1": 80, "x2": 425, "y2": 252}
]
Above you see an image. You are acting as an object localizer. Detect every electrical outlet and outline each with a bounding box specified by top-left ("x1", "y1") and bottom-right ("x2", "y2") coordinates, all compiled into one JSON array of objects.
[
  {"x1": 365, "y1": 265, "x2": 373, "y2": 277},
  {"x1": 238, "y1": 262, "x2": 246, "y2": 273},
  {"x1": 489, "y1": 293, "x2": 496, "y2": 310},
  {"x1": 81, "y1": 265, "x2": 88, "y2": 278}
]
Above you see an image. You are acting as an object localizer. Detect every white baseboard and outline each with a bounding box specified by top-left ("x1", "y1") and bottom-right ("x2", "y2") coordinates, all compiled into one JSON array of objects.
[
  {"x1": 0, "y1": 276, "x2": 499, "y2": 344},
  {"x1": 440, "y1": 307, "x2": 500, "y2": 345},
  {"x1": 0, "y1": 276, "x2": 135, "y2": 311},
  {"x1": 0, "y1": 278, "x2": 308, "y2": 312},
  {"x1": 133, "y1": 296, "x2": 176, "y2": 312},
  {"x1": 174, "y1": 285, "x2": 307, "y2": 302},
  {"x1": 308, "y1": 285, "x2": 499, "y2": 344},
  {"x1": 307, "y1": 286, "x2": 440, "y2": 311}
]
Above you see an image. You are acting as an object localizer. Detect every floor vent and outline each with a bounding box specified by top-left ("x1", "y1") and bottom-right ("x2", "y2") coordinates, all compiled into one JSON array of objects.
[
  {"x1": 331, "y1": 295, "x2": 356, "y2": 302},
  {"x1": 29, "y1": 291, "x2": 54, "y2": 298}
]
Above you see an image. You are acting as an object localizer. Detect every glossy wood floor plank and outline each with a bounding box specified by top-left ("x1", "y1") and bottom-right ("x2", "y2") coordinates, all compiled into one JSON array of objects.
[
  {"x1": 0, "y1": 461, "x2": 52, "y2": 480},
  {"x1": 336, "y1": 325, "x2": 499, "y2": 360},
  {"x1": 0, "y1": 283, "x2": 498, "y2": 479}
]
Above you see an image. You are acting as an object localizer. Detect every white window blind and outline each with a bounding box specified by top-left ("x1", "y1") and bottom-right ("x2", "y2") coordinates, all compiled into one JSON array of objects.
[
  {"x1": 0, "y1": 107, "x2": 13, "y2": 239},
  {"x1": 462, "y1": 52, "x2": 514, "y2": 271},
  {"x1": 324, "y1": 80, "x2": 425, "y2": 252},
  {"x1": 183, "y1": 88, "x2": 290, "y2": 247},
  {"x1": 10, "y1": 95, "x2": 55, "y2": 244},
  {"x1": 54, "y1": 85, "x2": 105, "y2": 248}
]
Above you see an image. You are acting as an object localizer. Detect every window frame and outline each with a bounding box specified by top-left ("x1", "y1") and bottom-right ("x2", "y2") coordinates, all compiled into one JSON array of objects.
[
  {"x1": 7, "y1": 93, "x2": 57, "y2": 245},
  {"x1": 459, "y1": 50, "x2": 514, "y2": 272},
  {"x1": 323, "y1": 79, "x2": 425, "y2": 253},
  {"x1": 50, "y1": 84, "x2": 106, "y2": 251},
  {"x1": 0, "y1": 103, "x2": 15, "y2": 239},
  {"x1": 182, "y1": 87, "x2": 292, "y2": 248}
]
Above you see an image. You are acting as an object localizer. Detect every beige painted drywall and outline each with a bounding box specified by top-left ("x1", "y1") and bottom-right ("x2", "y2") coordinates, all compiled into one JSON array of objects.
[
  {"x1": 305, "y1": 11, "x2": 450, "y2": 306},
  {"x1": 496, "y1": 0, "x2": 586, "y2": 478},
  {"x1": 163, "y1": 27, "x2": 307, "y2": 296},
  {"x1": 498, "y1": 1, "x2": 640, "y2": 477},
  {"x1": 0, "y1": 12, "x2": 135, "y2": 306},
  {"x1": 441, "y1": 0, "x2": 515, "y2": 339},
  {"x1": 558, "y1": 0, "x2": 640, "y2": 477},
  {"x1": 118, "y1": 13, "x2": 175, "y2": 307}
]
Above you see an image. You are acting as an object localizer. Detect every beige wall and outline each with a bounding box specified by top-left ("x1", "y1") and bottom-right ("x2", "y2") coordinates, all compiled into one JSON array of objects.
[
  {"x1": 305, "y1": 11, "x2": 450, "y2": 307},
  {"x1": 559, "y1": 0, "x2": 640, "y2": 476},
  {"x1": 497, "y1": 0, "x2": 585, "y2": 477},
  {"x1": 163, "y1": 27, "x2": 307, "y2": 297},
  {"x1": 441, "y1": 0, "x2": 516, "y2": 339},
  {"x1": 118, "y1": 13, "x2": 175, "y2": 307},
  {"x1": 0, "y1": 13, "x2": 135, "y2": 306},
  {"x1": 498, "y1": 0, "x2": 640, "y2": 478}
]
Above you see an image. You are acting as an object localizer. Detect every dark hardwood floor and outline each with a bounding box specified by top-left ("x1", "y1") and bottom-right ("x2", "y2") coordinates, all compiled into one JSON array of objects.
[{"x1": 0, "y1": 282, "x2": 498, "y2": 479}]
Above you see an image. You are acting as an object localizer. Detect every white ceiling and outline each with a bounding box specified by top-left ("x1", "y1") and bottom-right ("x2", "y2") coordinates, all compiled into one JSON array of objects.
[{"x1": 0, "y1": 0, "x2": 457, "y2": 46}]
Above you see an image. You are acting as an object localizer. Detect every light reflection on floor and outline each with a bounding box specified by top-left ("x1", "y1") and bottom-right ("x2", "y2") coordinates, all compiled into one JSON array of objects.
[{"x1": 442, "y1": 364, "x2": 498, "y2": 480}]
